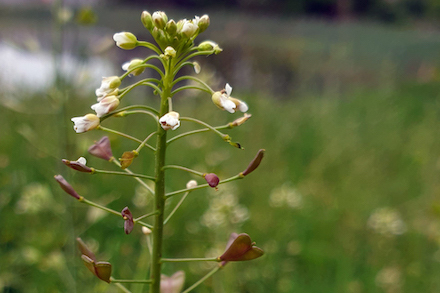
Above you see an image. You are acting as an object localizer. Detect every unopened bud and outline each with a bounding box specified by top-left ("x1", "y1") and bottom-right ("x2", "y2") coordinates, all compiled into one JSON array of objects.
[
  {"x1": 141, "y1": 11, "x2": 153, "y2": 30},
  {"x1": 165, "y1": 19, "x2": 177, "y2": 36},
  {"x1": 121, "y1": 207, "x2": 134, "y2": 234},
  {"x1": 54, "y1": 175, "x2": 81, "y2": 200},
  {"x1": 122, "y1": 59, "x2": 145, "y2": 76},
  {"x1": 198, "y1": 41, "x2": 222, "y2": 54},
  {"x1": 242, "y1": 149, "x2": 265, "y2": 176},
  {"x1": 198, "y1": 14, "x2": 210, "y2": 33},
  {"x1": 113, "y1": 32, "x2": 138, "y2": 50},
  {"x1": 193, "y1": 62, "x2": 201, "y2": 74},
  {"x1": 152, "y1": 11, "x2": 168, "y2": 29}
]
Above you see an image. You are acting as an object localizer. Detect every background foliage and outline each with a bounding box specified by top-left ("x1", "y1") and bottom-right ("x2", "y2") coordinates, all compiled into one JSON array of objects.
[{"x1": 1, "y1": 1, "x2": 440, "y2": 292}]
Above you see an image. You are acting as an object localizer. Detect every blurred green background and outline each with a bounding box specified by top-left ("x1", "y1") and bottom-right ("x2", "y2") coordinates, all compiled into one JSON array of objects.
[{"x1": 2, "y1": 0, "x2": 440, "y2": 292}]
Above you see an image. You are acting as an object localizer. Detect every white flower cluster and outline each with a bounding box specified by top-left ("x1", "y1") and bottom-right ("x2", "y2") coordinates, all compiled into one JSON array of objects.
[
  {"x1": 269, "y1": 183, "x2": 303, "y2": 209},
  {"x1": 367, "y1": 207, "x2": 407, "y2": 236}
]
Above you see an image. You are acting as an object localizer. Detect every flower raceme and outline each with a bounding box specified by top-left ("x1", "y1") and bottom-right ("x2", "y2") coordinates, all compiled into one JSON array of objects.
[
  {"x1": 159, "y1": 111, "x2": 180, "y2": 130},
  {"x1": 71, "y1": 114, "x2": 100, "y2": 133},
  {"x1": 211, "y1": 83, "x2": 248, "y2": 113}
]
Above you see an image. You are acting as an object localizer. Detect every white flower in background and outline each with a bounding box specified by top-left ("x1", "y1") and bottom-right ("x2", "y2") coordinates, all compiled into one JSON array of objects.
[
  {"x1": 367, "y1": 207, "x2": 406, "y2": 236},
  {"x1": 159, "y1": 111, "x2": 180, "y2": 130},
  {"x1": 192, "y1": 62, "x2": 201, "y2": 74},
  {"x1": 186, "y1": 180, "x2": 197, "y2": 189},
  {"x1": 164, "y1": 46, "x2": 176, "y2": 58},
  {"x1": 122, "y1": 59, "x2": 145, "y2": 76},
  {"x1": 95, "y1": 76, "x2": 120, "y2": 101},
  {"x1": 113, "y1": 32, "x2": 138, "y2": 50},
  {"x1": 211, "y1": 83, "x2": 248, "y2": 113},
  {"x1": 71, "y1": 114, "x2": 100, "y2": 133},
  {"x1": 91, "y1": 95, "x2": 120, "y2": 117}
]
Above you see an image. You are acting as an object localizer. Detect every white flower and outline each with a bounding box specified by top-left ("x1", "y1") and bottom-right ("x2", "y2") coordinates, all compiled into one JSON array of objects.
[
  {"x1": 142, "y1": 226, "x2": 152, "y2": 235},
  {"x1": 122, "y1": 59, "x2": 145, "y2": 76},
  {"x1": 95, "y1": 76, "x2": 120, "y2": 101},
  {"x1": 164, "y1": 46, "x2": 176, "y2": 58},
  {"x1": 76, "y1": 157, "x2": 87, "y2": 165},
  {"x1": 71, "y1": 114, "x2": 100, "y2": 133},
  {"x1": 186, "y1": 180, "x2": 198, "y2": 189},
  {"x1": 91, "y1": 95, "x2": 120, "y2": 117},
  {"x1": 113, "y1": 32, "x2": 137, "y2": 50},
  {"x1": 159, "y1": 111, "x2": 180, "y2": 130},
  {"x1": 212, "y1": 83, "x2": 248, "y2": 113},
  {"x1": 181, "y1": 20, "x2": 198, "y2": 38}
]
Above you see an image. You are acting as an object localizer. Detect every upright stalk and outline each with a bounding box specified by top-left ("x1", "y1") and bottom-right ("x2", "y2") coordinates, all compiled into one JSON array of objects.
[{"x1": 150, "y1": 59, "x2": 173, "y2": 293}]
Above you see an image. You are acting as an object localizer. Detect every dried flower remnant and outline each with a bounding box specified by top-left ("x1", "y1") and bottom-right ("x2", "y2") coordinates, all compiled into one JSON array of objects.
[
  {"x1": 242, "y1": 149, "x2": 265, "y2": 176},
  {"x1": 119, "y1": 150, "x2": 138, "y2": 169},
  {"x1": 218, "y1": 233, "x2": 264, "y2": 264},
  {"x1": 77, "y1": 238, "x2": 112, "y2": 283},
  {"x1": 62, "y1": 157, "x2": 93, "y2": 173},
  {"x1": 121, "y1": 207, "x2": 134, "y2": 234},
  {"x1": 54, "y1": 175, "x2": 81, "y2": 200},
  {"x1": 88, "y1": 136, "x2": 113, "y2": 161}
]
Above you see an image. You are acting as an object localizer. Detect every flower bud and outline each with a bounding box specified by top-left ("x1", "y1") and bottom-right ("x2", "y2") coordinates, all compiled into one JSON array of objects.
[
  {"x1": 165, "y1": 19, "x2": 177, "y2": 36},
  {"x1": 198, "y1": 14, "x2": 210, "y2": 33},
  {"x1": 159, "y1": 111, "x2": 180, "y2": 131},
  {"x1": 62, "y1": 157, "x2": 93, "y2": 173},
  {"x1": 242, "y1": 149, "x2": 265, "y2": 176},
  {"x1": 164, "y1": 46, "x2": 176, "y2": 58},
  {"x1": 71, "y1": 114, "x2": 100, "y2": 133},
  {"x1": 95, "y1": 76, "x2": 121, "y2": 101},
  {"x1": 204, "y1": 173, "x2": 219, "y2": 188},
  {"x1": 54, "y1": 175, "x2": 81, "y2": 200},
  {"x1": 121, "y1": 207, "x2": 134, "y2": 234},
  {"x1": 192, "y1": 62, "x2": 201, "y2": 74},
  {"x1": 122, "y1": 59, "x2": 145, "y2": 76},
  {"x1": 119, "y1": 150, "x2": 138, "y2": 169},
  {"x1": 198, "y1": 41, "x2": 222, "y2": 54},
  {"x1": 113, "y1": 32, "x2": 138, "y2": 50},
  {"x1": 186, "y1": 180, "x2": 198, "y2": 189},
  {"x1": 181, "y1": 20, "x2": 198, "y2": 38},
  {"x1": 88, "y1": 136, "x2": 113, "y2": 161},
  {"x1": 141, "y1": 11, "x2": 153, "y2": 30},
  {"x1": 152, "y1": 11, "x2": 168, "y2": 29}
]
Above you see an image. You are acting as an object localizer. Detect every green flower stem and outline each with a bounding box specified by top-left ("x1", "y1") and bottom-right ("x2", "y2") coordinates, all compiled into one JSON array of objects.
[
  {"x1": 80, "y1": 198, "x2": 121, "y2": 217},
  {"x1": 102, "y1": 105, "x2": 159, "y2": 120},
  {"x1": 135, "y1": 211, "x2": 159, "y2": 222},
  {"x1": 181, "y1": 265, "x2": 222, "y2": 293},
  {"x1": 137, "y1": 221, "x2": 153, "y2": 229},
  {"x1": 135, "y1": 131, "x2": 157, "y2": 153},
  {"x1": 136, "y1": 41, "x2": 162, "y2": 55},
  {"x1": 98, "y1": 126, "x2": 143, "y2": 144},
  {"x1": 180, "y1": 117, "x2": 229, "y2": 141},
  {"x1": 167, "y1": 125, "x2": 230, "y2": 145},
  {"x1": 165, "y1": 174, "x2": 242, "y2": 199},
  {"x1": 160, "y1": 257, "x2": 218, "y2": 263},
  {"x1": 149, "y1": 57, "x2": 173, "y2": 293},
  {"x1": 92, "y1": 169, "x2": 156, "y2": 181},
  {"x1": 119, "y1": 79, "x2": 162, "y2": 100},
  {"x1": 171, "y1": 75, "x2": 214, "y2": 94},
  {"x1": 121, "y1": 61, "x2": 165, "y2": 80},
  {"x1": 162, "y1": 165, "x2": 205, "y2": 177},
  {"x1": 175, "y1": 50, "x2": 215, "y2": 71},
  {"x1": 111, "y1": 158, "x2": 155, "y2": 196},
  {"x1": 113, "y1": 282, "x2": 131, "y2": 293},
  {"x1": 111, "y1": 278, "x2": 153, "y2": 284},
  {"x1": 170, "y1": 85, "x2": 212, "y2": 96},
  {"x1": 172, "y1": 61, "x2": 196, "y2": 76},
  {"x1": 163, "y1": 191, "x2": 189, "y2": 225},
  {"x1": 118, "y1": 110, "x2": 159, "y2": 124}
]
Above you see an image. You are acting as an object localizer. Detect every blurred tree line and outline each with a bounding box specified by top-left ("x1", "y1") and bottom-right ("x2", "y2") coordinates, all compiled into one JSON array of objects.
[{"x1": 120, "y1": 0, "x2": 440, "y2": 23}]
